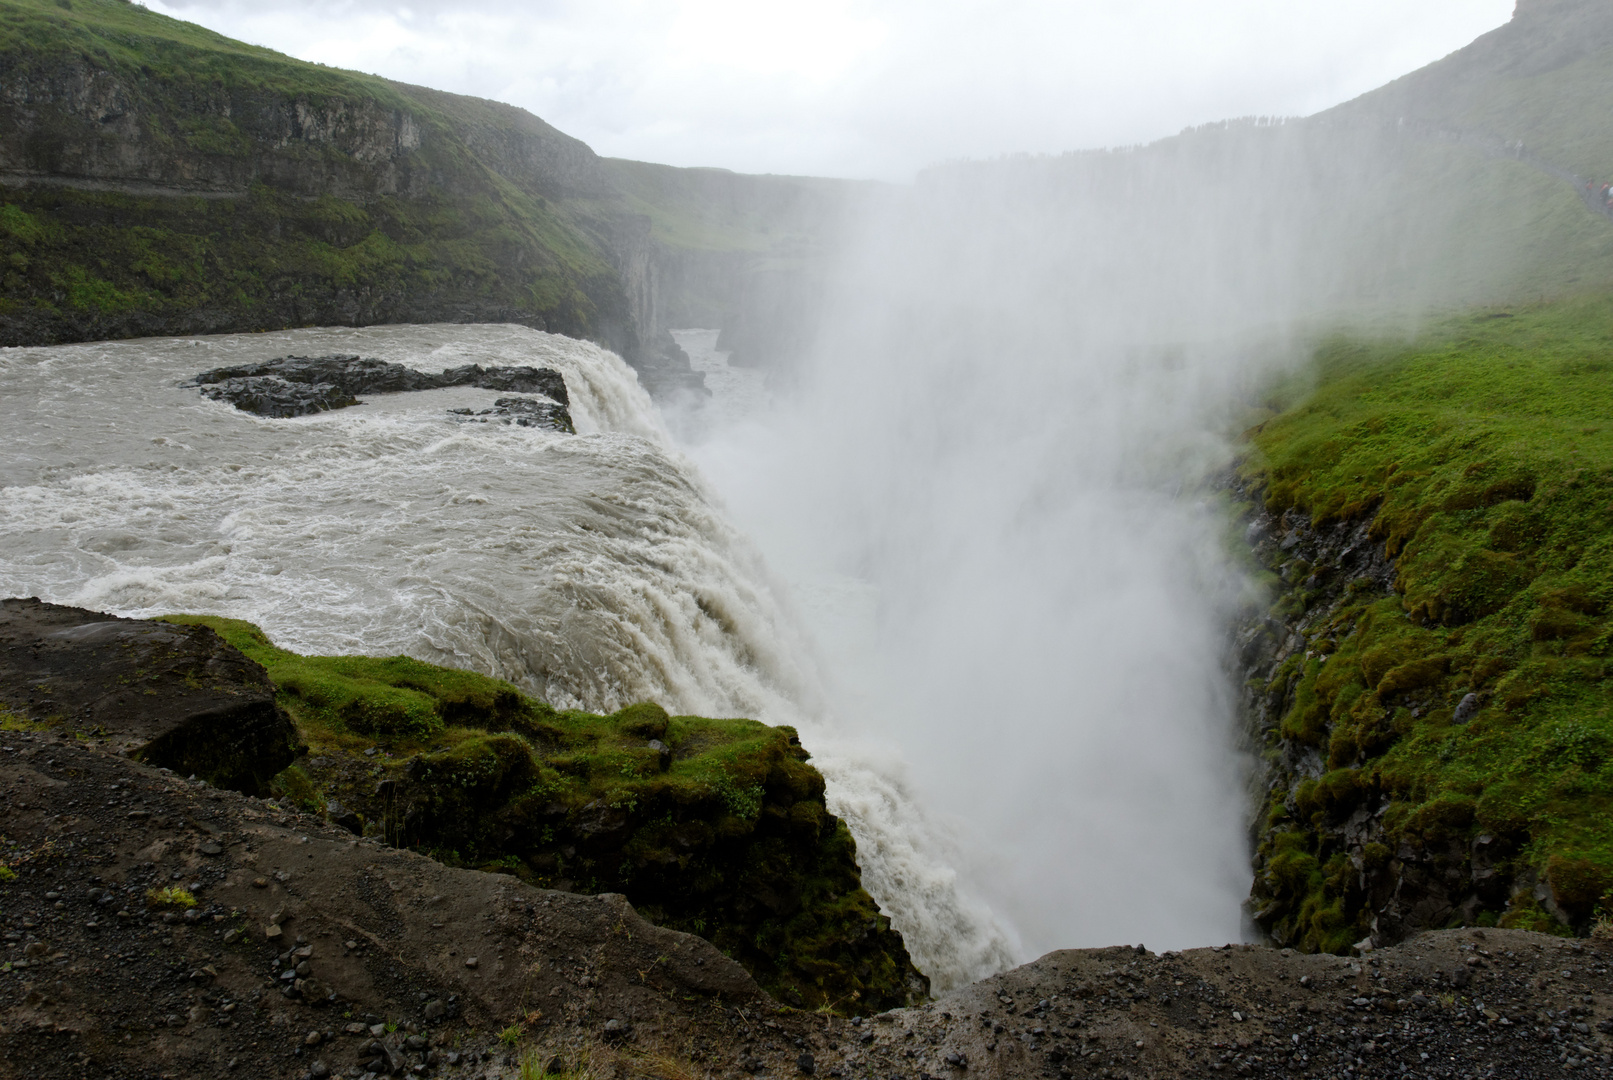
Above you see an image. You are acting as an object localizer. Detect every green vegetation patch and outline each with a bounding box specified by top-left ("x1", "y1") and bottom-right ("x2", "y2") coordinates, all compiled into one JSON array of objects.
[
  {"x1": 1242, "y1": 293, "x2": 1613, "y2": 949},
  {"x1": 157, "y1": 614, "x2": 924, "y2": 1011},
  {"x1": 0, "y1": 0, "x2": 633, "y2": 348},
  {"x1": 0, "y1": 181, "x2": 610, "y2": 346}
]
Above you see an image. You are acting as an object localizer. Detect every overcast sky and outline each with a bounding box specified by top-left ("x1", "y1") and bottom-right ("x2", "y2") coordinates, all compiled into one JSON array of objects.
[{"x1": 146, "y1": 0, "x2": 1516, "y2": 181}]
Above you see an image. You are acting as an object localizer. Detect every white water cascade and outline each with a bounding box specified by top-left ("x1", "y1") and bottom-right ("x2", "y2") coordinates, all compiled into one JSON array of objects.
[
  {"x1": 649, "y1": 133, "x2": 1460, "y2": 971},
  {"x1": 0, "y1": 321, "x2": 1014, "y2": 990}
]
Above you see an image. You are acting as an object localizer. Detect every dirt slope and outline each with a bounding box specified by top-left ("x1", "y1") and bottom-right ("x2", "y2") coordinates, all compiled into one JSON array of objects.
[{"x1": 0, "y1": 727, "x2": 781, "y2": 1080}]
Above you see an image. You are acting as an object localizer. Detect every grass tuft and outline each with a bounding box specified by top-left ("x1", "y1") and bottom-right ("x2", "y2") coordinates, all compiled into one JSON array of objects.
[
  {"x1": 154, "y1": 613, "x2": 925, "y2": 1011},
  {"x1": 145, "y1": 886, "x2": 196, "y2": 909}
]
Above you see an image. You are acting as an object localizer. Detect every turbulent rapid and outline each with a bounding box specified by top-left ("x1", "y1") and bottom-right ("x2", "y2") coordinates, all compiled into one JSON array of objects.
[{"x1": 0, "y1": 322, "x2": 1013, "y2": 990}]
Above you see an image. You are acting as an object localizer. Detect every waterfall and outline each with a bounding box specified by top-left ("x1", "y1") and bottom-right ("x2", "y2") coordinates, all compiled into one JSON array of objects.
[{"x1": 0, "y1": 320, "x2": 1013, "y2": 989}]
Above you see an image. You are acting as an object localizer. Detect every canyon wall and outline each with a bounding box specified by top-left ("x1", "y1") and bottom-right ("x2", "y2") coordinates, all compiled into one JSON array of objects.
[{"x1": 0, "y1": 0, "x2": 860, "y2": 377}]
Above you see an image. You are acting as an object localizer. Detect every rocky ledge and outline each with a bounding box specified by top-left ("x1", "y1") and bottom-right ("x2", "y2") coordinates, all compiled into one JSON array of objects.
[
  {"x1": 186, "y1": 356, "x2": 572, "y2": 430},
  {"x1": 2, "y1": 600, "x2": 1609, "y2": 1078},
  {"x1": 882, "y1": 928, "x2": 1613, "y2": 1079},
  {"x1": 0, "y1": 727, "x2": 772, "y2": 1080},
  {"x1": 2, "y1": 733, "x2": 1604, "y2": 1080},
  {"x1": 1, "y1": 603, "x2": 925, "y2": 1016},
  {"x1": 0, "y1": 598, "x2": 298, "y2": 795}
]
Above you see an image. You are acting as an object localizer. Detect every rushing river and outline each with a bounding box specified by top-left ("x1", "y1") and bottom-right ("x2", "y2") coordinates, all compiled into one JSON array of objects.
[{"x1": 0, "y1": 322, "x2": 1015, "y2": 990}]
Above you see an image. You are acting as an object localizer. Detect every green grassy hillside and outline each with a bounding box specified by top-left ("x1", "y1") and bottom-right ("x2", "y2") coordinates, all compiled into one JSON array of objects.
[
  {"x1": 0, "y1": 0, "x2": 872, "y2": 362},
  {"x1": 1340, "y1": 0, "x2": 1613, "y2": 178},
  {"x1": 1241, "y1": 293, "x2": 1613, "y2": 950},
  {"x1": 1307, "y1": 0, "x2": 1613, "y2": 305},
  {"x1": 0, "y1": 0, "x2": 637, "y2": 348}
]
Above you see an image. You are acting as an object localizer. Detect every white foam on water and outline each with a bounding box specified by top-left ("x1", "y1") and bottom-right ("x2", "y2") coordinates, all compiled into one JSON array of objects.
[{"x1": 0, "y1": 321, "x2": 1012, "y2": 991}]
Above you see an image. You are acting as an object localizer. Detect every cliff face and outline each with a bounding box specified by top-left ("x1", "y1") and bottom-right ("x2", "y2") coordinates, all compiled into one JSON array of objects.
[
  {"x1": 0, "y1": 0, "x2": 862, "y2": 379},
  {"x1": 0, "y1": 0, "x2": 652, "y2": 352},
  {"x1": 600, "y1": 158, "x2": 874, "y2": 371},
  {"x1": 1234, "y1": 298, "x2": 1613, "y2": 955},
  {"x1": 1233, "y1": 486, "x2": 1496, "y2": 952},
  {"x1": 1, "y1": 57, "x2": 424, "y2": 197}
]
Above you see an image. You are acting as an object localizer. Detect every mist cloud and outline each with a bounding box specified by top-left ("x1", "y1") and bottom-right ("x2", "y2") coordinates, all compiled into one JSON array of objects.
[{"x1": 148, "y1": 0, "x2": 1512, "y2": 179}]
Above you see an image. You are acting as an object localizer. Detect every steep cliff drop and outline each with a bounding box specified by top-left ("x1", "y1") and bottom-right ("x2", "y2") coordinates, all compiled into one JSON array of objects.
[{"x1": 0, "y1": 322, "x2": 1014, "y2": 993}]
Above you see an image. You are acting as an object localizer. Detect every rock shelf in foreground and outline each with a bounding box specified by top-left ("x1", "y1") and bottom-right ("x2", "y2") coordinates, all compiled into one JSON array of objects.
[
  {"x1": 1, "y1": 726, "x2": 1607, "y2": 1079},
  {"x1": 0, "y1": 598, "x2": 298, "y2": 795},
  {"x1": 0, "y1": 604, "x2": 925, "y2": 1014}
]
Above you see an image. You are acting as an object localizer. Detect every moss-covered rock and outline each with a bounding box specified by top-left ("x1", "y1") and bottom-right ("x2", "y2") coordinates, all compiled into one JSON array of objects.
[
  {"x1": 1235, "y1": 295, "x2": 1613, "y2": 952},
  {"x1": 158, "y1": 614, "x2": 927, "y2": 1011}
]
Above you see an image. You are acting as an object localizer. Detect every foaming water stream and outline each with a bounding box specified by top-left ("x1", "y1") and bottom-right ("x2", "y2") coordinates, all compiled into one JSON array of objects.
[{"x1": 0, "y1": 322, "x2": 1012, "y2": 991}]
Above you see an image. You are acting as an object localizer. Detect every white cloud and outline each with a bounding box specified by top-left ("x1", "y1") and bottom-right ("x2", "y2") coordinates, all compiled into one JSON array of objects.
[{"x1": 146, "y1": 0, "x2": 1515, "y2": 179}]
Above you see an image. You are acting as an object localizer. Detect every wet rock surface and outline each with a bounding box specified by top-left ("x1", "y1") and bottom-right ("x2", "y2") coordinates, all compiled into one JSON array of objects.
[
  {"x1": 1229, "y1": 473, "x2": 1570, "y2": 953},
  {"x1": 187, "y1": 355, "x2": 571, "y2": 423},
  {"x1": 446, "y1": 396, "x2": 575, "y2": 433},
  {"x1": 1230, "y1": 482, "x2": 1420, "y2": 948},
  {"x1": 0, "y1": 599, "x2": 296, "y2": 795},
  {"x1": 630, "y1": 332, "x2": 709, "y2": 399}
]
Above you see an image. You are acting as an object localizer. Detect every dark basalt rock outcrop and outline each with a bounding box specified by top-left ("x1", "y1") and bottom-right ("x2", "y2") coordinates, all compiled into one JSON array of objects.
[
  {"x1": 1232, "y1": 484, "x2": 1411, "y2": 950},
  {"x1": 187, "y1": 354, "x2": 572, "y2": 424},
  {"x1": 446, "y1": 395, "x2": 576, "y2": 433},
  {"x1": 193, "y1": 374, "x2": 362, "y2": 418},
  {"x1": 1233, "y1": 476, "x2": 1545, "y2": 953},
  {"x1": 630, "y1": 330, "x2": 709, "y2": 399},
  {"x1": 0, "y1": 598, "x2": 297, "y2": 795},
  {"x1": 282, "y1": 699, "x2": 928, "y2": 1013},
  {"x1": 53, "y1": 611, "x2": 927, "y2": 1012}
]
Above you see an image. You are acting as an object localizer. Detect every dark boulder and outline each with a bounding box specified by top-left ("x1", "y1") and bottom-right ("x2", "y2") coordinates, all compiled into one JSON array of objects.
[
  {"x1": 631, "y1": 331, "x2": 709, "y2": 399},
  {"x1": 187, "y1": 354, "x2": 571, "y2": 422},
  {"x1": 0, "y1": 598, "x2": 297, "y2": 794},
  {"x1": 196, "y1": 375, "x2": 359, "y2": 418},
  {"x1": 446, "y1": 395, "x2": 575, "y2": 433}
]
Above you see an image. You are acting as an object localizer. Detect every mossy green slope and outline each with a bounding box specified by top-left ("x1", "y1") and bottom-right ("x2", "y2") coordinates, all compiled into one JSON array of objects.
[
  {"x1": 0, "y1": 0, "x2": 633, "y2": 348},
  {"x1": 1240, "y1": 292, "x2": 1613, "y2": 951},
  {"x1": 157, "y1": 614, "x2": 926, "y2": 1012}
]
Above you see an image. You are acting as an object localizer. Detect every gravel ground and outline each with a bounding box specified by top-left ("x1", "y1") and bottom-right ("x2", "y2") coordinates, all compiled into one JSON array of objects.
[
  {"x1": 3, "y1": 728, "x2": 1602, "y2": 1080},
  {"x1": 844, "y1": 932, "x2": 1607, "y2": 1080}
]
